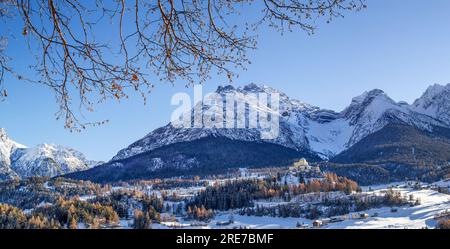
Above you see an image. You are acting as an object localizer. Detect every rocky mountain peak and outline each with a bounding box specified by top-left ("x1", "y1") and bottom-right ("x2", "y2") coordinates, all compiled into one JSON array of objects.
[
  {"x1": 412, "y1": 83, "x2": 450, "y2": 125},
  {"x1": 0, "y1": 128, "x2": 6, "y2": 137},
  {"x1": 342, "y1": 89, "x2": 396, "y2": 122},
  {"x1": 107, "y1": 83, "x2": 450, "y2": 164},
  {"x1": 0, "y1": 128, "x2": 95, "y2": 180}
]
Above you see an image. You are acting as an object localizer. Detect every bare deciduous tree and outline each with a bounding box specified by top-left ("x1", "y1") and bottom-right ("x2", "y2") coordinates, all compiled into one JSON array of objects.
[{"x1": 0, "y1": 0, "x2": 366, "y2": 131}]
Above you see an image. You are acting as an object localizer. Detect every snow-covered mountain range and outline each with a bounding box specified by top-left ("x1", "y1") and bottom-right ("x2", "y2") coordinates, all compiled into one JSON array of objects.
[
  {"x1": 4, "y1": 83, "x2": 449, "y2": 183},
  {"x1": 0, "y1": 128, "x2": 97, "y2": 180},
  {"x1": 112, "y1": 83, "x2": 450, "y2": 161}
]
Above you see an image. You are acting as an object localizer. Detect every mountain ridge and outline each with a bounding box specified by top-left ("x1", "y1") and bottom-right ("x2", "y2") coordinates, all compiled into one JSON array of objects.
[
  {"x1": 0, "y1": 129, "x2": 98, "y2": 180},
  {"x1": 111, "y1": 83, "x2": 450, "y2": 161},
  {"x1": 67, "y1": 83, "x2": 450, "y2": 183}
]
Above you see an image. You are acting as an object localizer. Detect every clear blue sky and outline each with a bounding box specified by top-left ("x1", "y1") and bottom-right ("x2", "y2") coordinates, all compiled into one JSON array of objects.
[{"x1": 1, "y1": 0, "x2": 450, "y2": 161}]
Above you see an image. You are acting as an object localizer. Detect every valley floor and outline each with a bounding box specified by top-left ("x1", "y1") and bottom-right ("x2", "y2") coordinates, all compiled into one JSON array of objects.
[
  {"x1": 1, "y1": 173, "x2": 449, "y2": 229},
  {"x1": 149, "y1": 181, "x2": 450, "y2": 229}
]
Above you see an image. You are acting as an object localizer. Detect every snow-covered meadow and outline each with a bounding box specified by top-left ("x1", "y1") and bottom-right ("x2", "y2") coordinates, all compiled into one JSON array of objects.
[{"x1": 151, "y1": 181, "x2": 450, "y2": 229}]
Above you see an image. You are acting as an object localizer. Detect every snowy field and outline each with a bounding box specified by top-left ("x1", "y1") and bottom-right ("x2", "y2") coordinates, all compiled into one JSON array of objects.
[
  {"x1": 326, "y1": 188, "x2": 449, "y2": 229},
  {"x1": 150, "y1": 181, "x2": 450, "y2": 229}
]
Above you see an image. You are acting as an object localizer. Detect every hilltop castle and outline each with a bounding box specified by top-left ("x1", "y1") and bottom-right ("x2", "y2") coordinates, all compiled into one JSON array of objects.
[{"x1": 289, "y1": 158, "x2": 321, "y2": 174}]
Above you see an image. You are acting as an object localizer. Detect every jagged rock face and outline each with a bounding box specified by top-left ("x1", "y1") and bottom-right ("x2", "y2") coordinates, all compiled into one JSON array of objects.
[
  {"x1": 0, "y1": 164, "x2": 19, "y2": 181},
  {"x1": 112, "y1": 84, "x2": 334, "y2": 160},
  {"x1": 10, "y1": 144, "x2": 93, "y2": 178},
  {"x1": 0, "y1": 129, "x2": 96, "y2": 180},
  {"x1": 0, "y1": 128, "x2": 26, "y2": 168},
  {"x1": 112, "y1": 83, "x2": 450, "y2": 161},
  {"x1": 112, "y1": 84, "x2": 313, "y2": 160},
  {"x1": 412, "y1": 83, "x2": 450, "y2": 126},
  {"x1": 340, "y1": 89, "x2": 444, "y2": 148},
  {"x1": 0, "y1": 129, "x2": 26, "y2": 180}
]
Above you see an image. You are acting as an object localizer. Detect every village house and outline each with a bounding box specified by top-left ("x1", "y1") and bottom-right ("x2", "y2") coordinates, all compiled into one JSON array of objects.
[{"x1": 312, "y1": 220, "x2": 323, "y2": 228}]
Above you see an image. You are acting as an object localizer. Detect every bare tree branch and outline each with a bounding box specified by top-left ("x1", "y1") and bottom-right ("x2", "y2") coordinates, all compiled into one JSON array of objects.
[{"x1": 0, "y1": 0, "x2": 366, "y2": 131}]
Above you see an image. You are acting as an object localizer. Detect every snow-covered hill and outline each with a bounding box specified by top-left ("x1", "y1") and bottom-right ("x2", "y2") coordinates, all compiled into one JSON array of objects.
[
  {"x1": 112, "y1": 83, "x2": 450, "y2": 161},
  {"x1": 0, "y1": 129, "x2": 96, "y2": 180}
]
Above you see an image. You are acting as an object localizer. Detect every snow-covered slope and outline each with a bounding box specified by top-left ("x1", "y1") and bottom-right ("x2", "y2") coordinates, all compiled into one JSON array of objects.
[
  {"x1": 341, "y1": 89, "x2": 444, "y2": 148},
  {"x1": 112, "y1": 83, "x2": 450, "y2": 161},
  {"x1": 0, "y1": 129, "x2": 96, "y2": 179},
  {"x1": 0, "y1": 128, "x2": 26, "y2": 168},
  {"x1": 412, "y1": 83, "x2": 450, "y2": 126},
  {"x1": 113, "y1": 84, "x2": 313, "y2": 160},
  {"x1": 10, "y1": 144, "x2": 93, "y2": 178}
]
